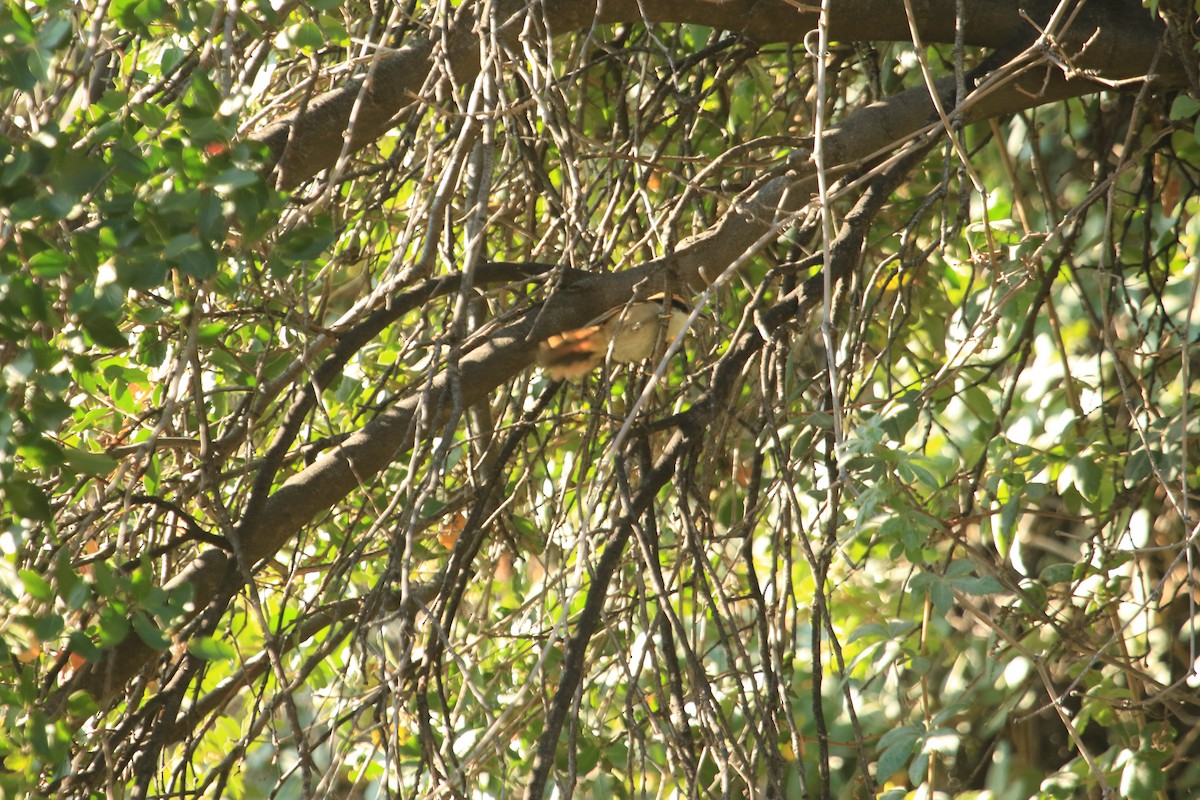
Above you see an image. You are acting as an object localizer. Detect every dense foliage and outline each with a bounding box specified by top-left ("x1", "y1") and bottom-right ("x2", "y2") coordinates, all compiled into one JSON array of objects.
[{"x1": 2, "y1": 0, "x2": 1199, "y2": 797}]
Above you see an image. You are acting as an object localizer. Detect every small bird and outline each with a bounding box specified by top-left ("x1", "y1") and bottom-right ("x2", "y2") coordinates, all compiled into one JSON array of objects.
[{"x1": 537, "y1": 293, "x2": 690, "y2": 380}]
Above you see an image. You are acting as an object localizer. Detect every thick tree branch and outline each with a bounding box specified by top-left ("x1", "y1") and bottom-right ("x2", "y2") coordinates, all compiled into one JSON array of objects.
[{"x1": 253, "y1": 0, "x2": 1179, "y2": 189}]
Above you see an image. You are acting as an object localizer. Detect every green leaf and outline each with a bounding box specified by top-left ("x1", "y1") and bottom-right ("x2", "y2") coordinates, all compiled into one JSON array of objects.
[
  {"x1": 930, "y1": 579, "x2": 953, "y2": 614},
  {"x1": 952, "y1": 575, "x2": 1005, "y2": 595},
  {"x1": 1018, "y1": 578, "x2": 1047, "y2": 611},
  {"x1": 62, "y1": 446, "x2": 118, "y2": 476},
  {"x1": 28, "y1": 713, "x2": 52, "y2": 761},
  {"x1": 991, "y1": 498, "x2": 1019, "y2": 559},
  {"x1": 95, "y1": 605, "x2": 130, "y2": 646},
  {"x1": 211, "y1": 167, "x2": 259, "y2": 192},
  {"x1": 1124, "y1": 449, "x2": 1153, "y2": 483},
  {"x1": 187, "y1": 72, "x2": 222, "y2": 114},
  {"x1": 81, "y1": 313, "x2": 128, "y2": 349},
  {"x1": 19, "y1": 569, "x2": 54, "y2": 602},
  {"x1": 90, "y1": 559, "x2": 119, "y2": 599},
  {"x1": 1118, "y1": 750, "x2": 1164, "y2": 798},
  {"x1": 878, "y1": 723, "x2": 922, "y2": 750},
  {"x1": 876, "y1": 725, "x2": 920, "y2": 782},
  {"x1": 54, "y1": 553, "x2": 90, "y2": 609},
  {"x1": 196, "y1": 190, "x2": 224, "y2": 237},
  {"x1": 276, "y1": 222, "x2": 335, "y2": 262},
  {"x1": 112, "y1": 0, "x2": 168, "y2": 32},
  {"x1": 944, "y1": 559, "x2": 974, "y2": 578},
  {"x1": 274, "y1": 21, "x2": 324, "y2": 50},
  {"x1": 510, "y1": 515, "x2": 541, "y2": 541},
  {"x1": 174, "y1": 241, "x2": 218, "y2": 280},
  {"x1": 907, "y1": 750, "x2": 931, "y2": 789},
  {"x1": 131, "y1": 611, "x2": 171, "y2": 650},
  {"x1": 68, "y1": 631, "x2": 101, "y2": 663},
  {"x1": 31, "y1": 610, "x2": 65, "y2": 641},
  {"x1": 36, "y1": 15, "x2": 72, "y2": 50},
  {"x1": 4, "y1": 480, "x2": 52, "y2": 521},
  {"x1": 882, "y1": 392, "x2": 920, "y2": 441},
  {"x1": 164, "y1": 232, "x2": 201, "y2": 260},
  {"x1": 187, "y1": 636, "x2": 236, "y2": 661},
  {"x1": 27, "y1": 249, "x2": 70, "y2": 278},
  {"x1": 1057, "y1": 456, "x2": 1104, "y2": 504},
  {"x1": 1169, "y1": 95, "x2": 1200, "y2": 121},
  {"x1": 65, "y1": 690, "x2": 99, "y2": 719},
  {"x1": 922, "y1": 728, "x2": 959, "y2": 755},
  {"x1": 6, "y1": 0, "x2": 35, "y2": 37},
  {"x1": 1039, "y1": 563, "x2": 1074, "y2": 585}
]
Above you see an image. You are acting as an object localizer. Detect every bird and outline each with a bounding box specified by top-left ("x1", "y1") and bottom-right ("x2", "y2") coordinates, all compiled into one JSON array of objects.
[{"x1": 536, "y1": 293, "x2": 690, "y2": 380}]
